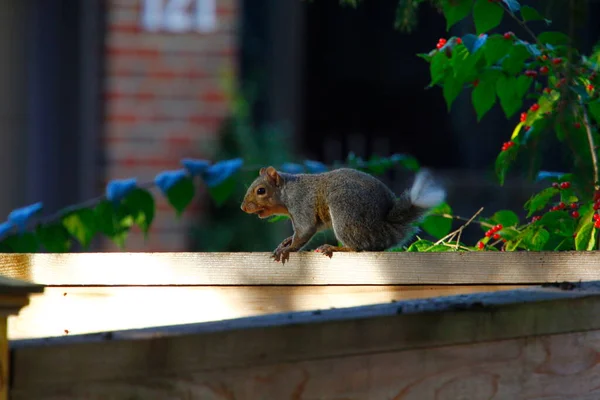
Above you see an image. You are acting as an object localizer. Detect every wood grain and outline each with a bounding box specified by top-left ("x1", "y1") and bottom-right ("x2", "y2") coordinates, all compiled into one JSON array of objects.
[
  {"x1": 11, "y1": 329, "x2": 600, "y2": 399},
  {"x1": 7, "y1": 285, "x2": 523, "y2": 339},
  {"x1": 10, "y1": 284, "x2": 600, "y2": 391},
  {"x1": 0, "y1": 251, "x2": 598, "y2": 285}
]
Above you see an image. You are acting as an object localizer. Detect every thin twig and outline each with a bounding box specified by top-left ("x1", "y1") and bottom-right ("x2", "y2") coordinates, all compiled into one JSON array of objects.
[
  {"x1": 438, "y1": 213, "x2": 494, "y2": 228},
  {"x1": 425, "y1": 207, "x2": 485, "y2": 251},
  {"x1": 580, "y1": 98, "x2": 600, "y2": 190},
  {"x1": 497, "y1": 2, "x2": 543, "y2": 47}
]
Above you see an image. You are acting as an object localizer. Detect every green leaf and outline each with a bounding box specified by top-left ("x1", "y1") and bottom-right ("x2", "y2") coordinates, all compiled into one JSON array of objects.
[
  {"x1": 442, "y1": 0, "x2": 473, "y2": 31},
  {"x1": 461, "y1": 34, "x2": 487, "y2": 54},
  {"x1": 483, "y1": 35, "x2": 513, "y2": 65},
  {"x1": 122, "y1": 188, "x2": 155, "y2": 235},
  {"x1": 524, "y1": 227, "x2": 550, "y2": 250},
  {"x1": 1, "y1": 233, "x2": 40, "y2": 253},
  {"x1": 62, "y1": 209, "x2": 97, "y2": 249},
  {"x1": 473, "y1": 0, "x2": 504, "y2": 34},
  {"x1": 165, "y1": 176, "x2": 195, "y2": 216},
  {"x1": 491, "y1": 210, "x2": 519, "y2": 227},
  {"x1": 537, "y1": 31, "x2": 570, "y2": 46},
  {"x1": 207, "y1": 176, "x2": 237, "y2": 206},
  {"x1": 515, "y1": 74, "x2": 532, "y2": 98},
  {"x1": 495, "y1": 142, "x2": 518, "y2": 185},
  {"x1": 267, "y1": 215, "x2": 290, "y2": 223},
  {"x1": 36, "y1": 224, "x2": 71, "y2": 252},
  {"x1": 472, "y1": 79, "x2": 496, "y2": 121},
  {"x1": 588, "y1": 101, "x2": 600, "y2": 125},
  {"x1": 430, "y1": 51, "x2": 450, "y2": 85},
  {"x1": 443, "y1": 74, "x2": 463, "y2": 111},
  {"x1": 421, "y1": 202, "x2": 453, "y2": 239},
  {"x1": 540, "y1": 210, "x2": 575, "y2": 237},
  {"x1": 502, "y1": 44, "x2": 531, "y2": 75},
  {"x1": 496, "y1": 75, "x2": 522, "y2": 118},
  {"x1": 520, "y1": 5, "x2": 545, "y2": 22},
  {"x1": 575, "y1": 219, "x2": 597, "y2": 250},
  {"x1": 524, "y1": 187, "x2": 560, "y2": 217},
  {"x1": 94, "y1": 200, "x2": 130, "y2": 249},
  {"x1": 405, "y1": 239, "x2": 449, "y2": 252}
]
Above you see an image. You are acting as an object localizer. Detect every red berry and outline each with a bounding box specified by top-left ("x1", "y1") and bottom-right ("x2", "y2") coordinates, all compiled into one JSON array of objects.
[
  {"x1": 523, "y1": 126, "x2": 530, "y2": 132},
  {"x1": 594, "y1": 202, "x2": 600, "y2": 210},
  {"x1": 524, "y1": 70, "x2": 538, "y2": 78},
  {"x1": 572, "y1": 211, "x2": 580, "y2": 218},
  {"x1": 594, "y1": 213, "x2": 600, "y2": 221},
  {"x1": 532, "y1": 216, "x2": 541, "y2": 222},
  {"x1": 594, "y1": 191, "x2": 600, "y2": 202},
  {"x1": 552, "y1": 58, "x2": 563, "y2": 65},
  {"x1": 492, "y1": 233, "x2": 501, "y2": 240},
  {"x1": 530, "y1": 103, "x2": 540, "y2": 112},
  {"x1": 473, "y1": 79, "x2": 479, "y2": 87},
  {"x1": 571, "y1": 203, "x2": 578, "y2": 209},
  {"x1": 503, "y1": 32, "x2": 514, "y2": 40},
  {"x1": 455, "y1": 37, "x2": 462, "y2": 44},
  {"x1": 558, "y1": 202, "x2": 566, "y2": 209},
  {"x1": 595, "y1": 220, "x2": 600, "y2": 229},
  {"x1": 477, "y1": 241, "x2": 485, "y2": 250},
  {"x1": 552, "y1": 182, "x2": 559, "y2": 189},
  {"x1": 588, "y1": 84, "x2": 595, "y2": 91},
  {"x1": 541, "y1": 55, "x2": 548, "y2": 61},
  {"x1": 559, "y1": 182, "x2": 571, "y2": 189},
  {"x1": 540, "y1": 66, "x2": 549, "y2": 74},
  {"x1": 436, "y1": 38, "x2": 447, "y2": 49},
  {"x1": 574, "y1": 122, "x2": 581, "y2": 129},
  {"x1": 485, "y1": 230, "x2": 493, "y2": 237},
  {"x1": 520, "y1": 112, "x2": 527, "y2": 122},
  {"x1": 494, "y1": 224, "x2": 503, "y2": 231},
  {"x1": 544, "y1": 87, "x2": 552, "y2": 94}
]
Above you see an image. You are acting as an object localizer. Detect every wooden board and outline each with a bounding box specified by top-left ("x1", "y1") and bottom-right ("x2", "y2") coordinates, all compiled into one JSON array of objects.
[
  {"x1": 7, "y1": 285, "x2": 523, "y2": 339},
  {"x1": 9, "y1": 282, "x2": 600, "y2": 398},
  {"x1": 0, "y1": 252, "x2": 599, "y2": 285},
  {"x1": 9, "y1": 283, "x2": 600, "y2": 385},
  {"x1": 11, "y1": 329, "x2": 600, "y2": 399}
]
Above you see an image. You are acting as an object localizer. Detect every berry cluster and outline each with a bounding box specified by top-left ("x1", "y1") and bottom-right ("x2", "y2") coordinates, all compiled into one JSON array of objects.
[
  {"x1": 436, "y1": 38, "x2": 447, "y2": 50},
  {"x1": 551, "y1": 181, "x2": 571, "y2": 189},
  {"x1": 593, "y1": 213, "x2": 600, "y2": 229},
  {"x1": 485, "y1": 224, "x2": 503, "y2": 239},
  {"x1": 501, "y1": 141, "x2": 515, "y2": 151}
]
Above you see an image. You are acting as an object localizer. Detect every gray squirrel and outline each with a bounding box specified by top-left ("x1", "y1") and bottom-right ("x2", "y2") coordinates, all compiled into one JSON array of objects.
[{"x1": 241, "y1": 166, "x2": 446, "y2": 263}]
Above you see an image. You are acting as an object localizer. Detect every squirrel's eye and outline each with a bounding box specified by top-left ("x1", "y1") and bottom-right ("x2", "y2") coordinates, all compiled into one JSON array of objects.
[{"x1": 256, "y1": 187, "x2": 266, "y2": 195}]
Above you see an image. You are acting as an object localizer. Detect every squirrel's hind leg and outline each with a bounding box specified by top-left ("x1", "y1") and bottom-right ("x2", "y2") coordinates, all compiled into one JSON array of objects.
[{"x1": 315, "y1": 244, "x2": 356, "y2": 258}]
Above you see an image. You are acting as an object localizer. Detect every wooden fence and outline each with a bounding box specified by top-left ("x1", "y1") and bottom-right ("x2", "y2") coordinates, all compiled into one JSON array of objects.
[{"x1": 1, "y1": 252, "x2": 600, "y2": 399}]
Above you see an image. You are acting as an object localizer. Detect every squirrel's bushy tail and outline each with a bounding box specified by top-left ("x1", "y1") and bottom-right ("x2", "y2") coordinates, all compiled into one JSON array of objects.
[{"x1": 387, "y1": 169, "x2": 446, "y2": 226}]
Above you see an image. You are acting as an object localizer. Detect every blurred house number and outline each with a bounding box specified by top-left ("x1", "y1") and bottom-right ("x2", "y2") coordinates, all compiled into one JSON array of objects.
[{"x1": 141, "y1": 0, "x2": 217, "y2": 33}]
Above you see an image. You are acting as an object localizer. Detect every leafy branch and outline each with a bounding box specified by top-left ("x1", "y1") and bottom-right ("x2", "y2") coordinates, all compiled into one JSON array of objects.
[{"x1": 0, "y1": 153, "x2": 417, "y2": 253}]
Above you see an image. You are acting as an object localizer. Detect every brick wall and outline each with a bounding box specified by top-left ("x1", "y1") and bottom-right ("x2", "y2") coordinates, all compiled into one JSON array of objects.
[{"x1": 102, "y1": 0, "x2": 238, "y2": 251}]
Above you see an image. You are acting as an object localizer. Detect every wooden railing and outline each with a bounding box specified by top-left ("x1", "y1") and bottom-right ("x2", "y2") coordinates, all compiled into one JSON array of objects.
[{"x1": 1, "y1": 252, "x2": 600, "y2": 399}]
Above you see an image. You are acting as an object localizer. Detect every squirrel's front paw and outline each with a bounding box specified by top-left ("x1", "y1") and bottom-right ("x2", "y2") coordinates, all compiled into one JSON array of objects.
[
  {"x1": 271, "y1": 247, "x2": 292, "y2": 264},
  {"x1": 315, "y1": 244, "x2": 336, "y2": 258}
]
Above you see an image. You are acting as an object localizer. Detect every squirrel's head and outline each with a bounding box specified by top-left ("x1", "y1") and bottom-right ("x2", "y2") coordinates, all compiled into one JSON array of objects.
[{"x1": 240, "y1": 166, "x2": 289, "y2": 219}]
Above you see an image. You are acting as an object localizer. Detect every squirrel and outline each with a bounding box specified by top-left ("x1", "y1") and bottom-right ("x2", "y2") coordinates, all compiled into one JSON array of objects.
[{"x1": 240, "y1": 166, "x2": 446, "y2": 263}]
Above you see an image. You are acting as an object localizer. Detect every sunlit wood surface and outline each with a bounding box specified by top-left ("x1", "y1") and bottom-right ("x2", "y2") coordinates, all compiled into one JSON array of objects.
[
  {"x1": 0, "y1": 252, "x2": 549, "y2": 339},
  {"x1": 10, "y1": 282, "x2": 600, "y2": 400}
]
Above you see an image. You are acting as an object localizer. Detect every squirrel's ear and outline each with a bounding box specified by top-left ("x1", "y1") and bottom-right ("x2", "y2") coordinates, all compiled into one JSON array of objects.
[
  {"x1": 265, "y1": 166, "x2": 281, "y2": 186},
  {"x1": 259, "y1": 167, "x2": 266, "y2": 176}
]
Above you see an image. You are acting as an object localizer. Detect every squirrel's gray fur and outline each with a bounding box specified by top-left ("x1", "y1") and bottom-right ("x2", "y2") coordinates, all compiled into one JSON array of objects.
[{"x1": 241, "y1": 166, "x2": 446, "y2": 262}]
